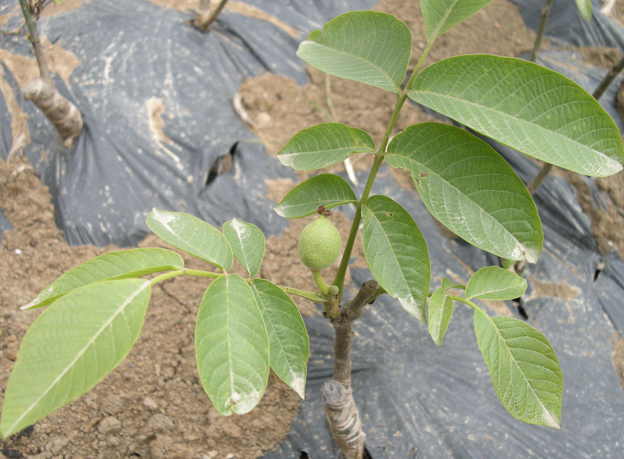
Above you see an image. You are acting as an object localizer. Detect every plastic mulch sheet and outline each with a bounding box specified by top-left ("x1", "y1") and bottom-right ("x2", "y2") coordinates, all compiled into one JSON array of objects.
[{"x1": 1, "y1": 0, "x2": 623, "y2": 457}]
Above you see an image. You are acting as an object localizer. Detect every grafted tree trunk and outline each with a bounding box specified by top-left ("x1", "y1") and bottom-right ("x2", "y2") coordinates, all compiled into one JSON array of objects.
[
  {"x1": 192, "y1": 0, "x2": 229, "y2": 32},
  {"x1": 23, "y1": 79, "x2": 83, "y2": 147},
  {"x1": 18, "y1": 0, "x2": 83, "y2": 147},
  {"x1": 321, "y1": 280, "x2": 377, "y2": 459}
]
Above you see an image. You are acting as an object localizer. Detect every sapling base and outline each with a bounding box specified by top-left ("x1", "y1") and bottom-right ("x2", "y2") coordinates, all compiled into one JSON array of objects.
[
  {"x1": 18, "y1": 0, "x2": 83, "y2": 147},
  {"x1": 192, "y1": 0, "x2": 229, "y2": 32},
  {"x1": 2, "y1": 4, "x2": 624, "y2": 459}
]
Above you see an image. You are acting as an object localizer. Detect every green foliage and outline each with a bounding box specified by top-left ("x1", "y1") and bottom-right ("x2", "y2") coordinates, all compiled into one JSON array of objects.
[
  {"x1": 223, "y1": 218, "x2": 265, "y2": 278},
  {"x1": 408, "y1": 55, "x2": 624, "y2": 177},
  {"x1": 277, "y1": 123, "x2": 375, "y2": 171},
  {"x1": 7, "y1": 3, "x2": 623, "y2": 444},
  {"x1": 252, "y1": 279, "x2": 310, "y2": 398},
  {"x1": 1, "y1": 279, "x2": 151, "y2": 439},
  {"x1": 474, "y1": 309, "x2": 563, "y2": 428},
  {"x1": 297, "y1": 11, "x2": 412, "y2": 93},
  {"x1": 420, "y1": 0, "x2": 496, "y2": 41},
  {"x1": 466, "y1": 266, "x2": 527, "y2": 300},
  {"x1": 575, "y1": 0, "x2": 592, "y2": 21},
  {"x1": 22, "y1": 248, "x2": 183, "y2": 310},
  {"x1": 196, "y1": 275, "x2": 269, "y2": 415},
  {"x1": 427, "y1": 287, "x2": 454, "y2": 345},
  {"x1": 386, "y1": 123, "x2": 543, "y2": 262},
  {"x1": 362, "y1": 195, "x2": 430, "y2": 322},
  {"x1": 147, "y1": 208, "x2": 233, "y2": 271},
  {"x1": 274, "y1": 174, "x2": 357, "y2": 219}
]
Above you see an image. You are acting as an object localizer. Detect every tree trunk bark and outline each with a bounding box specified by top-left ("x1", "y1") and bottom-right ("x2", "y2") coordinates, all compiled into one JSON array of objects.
[
  {"x1": 19, "y1": 0, "x2": 83, "y2": 147},
  {"x1": 192, "y1": 0, "x2": 229, "y2": 32},
  {"x1": 23, "y1": 79, "x2": 83, "y2": 147},
  {"x1": 322, "y1": 280, "x2": 377, "y2": 459}
]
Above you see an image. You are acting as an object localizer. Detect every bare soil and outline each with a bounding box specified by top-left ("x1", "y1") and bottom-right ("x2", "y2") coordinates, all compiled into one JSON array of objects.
[{"x1": 2, "y1": 1, "x2": 624, "y2": 458}]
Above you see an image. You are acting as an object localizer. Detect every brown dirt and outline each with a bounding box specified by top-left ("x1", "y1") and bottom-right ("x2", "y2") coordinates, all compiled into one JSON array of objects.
[
  {"x1": 614, "y1": 337, "x2": 624, "y2": 388},
  {"x1": 0, "y1": 156, "x2": 302, "y2": 459},
  {"x1": 561, "y1": 170, "x2": 624, "y2": 257}
]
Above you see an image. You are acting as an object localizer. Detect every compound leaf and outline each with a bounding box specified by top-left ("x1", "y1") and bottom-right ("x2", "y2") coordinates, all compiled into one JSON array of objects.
[
  {"x1": 362, "y1": 195, "x2": 430, "y2": 322},
  {"x1": 466, "y1": 266, "x2": 527, "y2": 301},
  {"x1": 277, "y1": 123, "x2": 375, "y2": 171},
  {"x1": 22, "y1": 248, "x2": 182, "y2": 310},
  {"x1": 575, "y1": 0, "x2": 592, "y2": 21},
  {"x1": 428, "y1": 287, "x2": 454, "y2": 346},
  {"x1": 252, "y1": 279, "x2": 309, "y2": 399},
  {"x1": 421, "y1": 0, "x2": 496, "y2": 41},
  {"x1": 223, "y1": 219, "x2": 265, "y2": 278},
  {"x1": 1, "y1": 279, "x2": 151, "y2": 439},
  {"x1": 386, "y1": 123, "x2": 543, "y2": 263},
  {"x1": 409, "y1": 55, "x2": 624, "y2": 177},
  {"x1": 195, "y1": 275, "x2": 269, "y2": 416},
  {"x1": 146, "y1": 209, "x2": 233, "y2": 271},
  {"x1": 274, "y1": 174, "x2": 358, "y2": 219},
  {"x1": 474, "y1": 309, "x2": 563, "y2": 428},
  {"x1": 297, "y1": 11, "x2": 411, "y2": 93}
]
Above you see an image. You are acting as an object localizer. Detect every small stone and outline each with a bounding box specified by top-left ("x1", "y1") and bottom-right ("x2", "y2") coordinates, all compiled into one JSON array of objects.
[
  {"x1": 100, "y1": 394, "x2": 124, "y2": 415},
  {"x1": 149, "y1": 435, "x2": 174, "y2": 459},
  {"x1": 14, "y1": 248, "x2": 22, "y2": 255},
  {"x1": 143, "y1": 396, "x2": 159, "y2": 410},
  {"x1": 222, "y1": 421, "x2": 241, "y2": 438},
  {"x1": 226, "y1": 454, "x2": 235, "y2": 459},
  {"x1": 48, "y1": 437, "x2": 68, "y2": 454},
  {"x1": 256, "y1": 112, "x2": 272, "y2": 127},
  {"x1": 97, "y1": 416, "x2": 122, "y2": 434},
  {"x1": 107, "y1": 436, "x2": 120, "y2": 446},
  {"x1": 207, "y1": 452, "x2": 218, "y2": 458},
  {"x1": 146, "y1": 413, "x2": 175, "y2": 435}
]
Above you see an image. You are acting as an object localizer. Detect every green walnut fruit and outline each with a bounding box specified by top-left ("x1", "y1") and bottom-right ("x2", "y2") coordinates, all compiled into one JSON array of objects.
[{"x1": 298, "y1": 216, "x2": 342, "y2": 271}]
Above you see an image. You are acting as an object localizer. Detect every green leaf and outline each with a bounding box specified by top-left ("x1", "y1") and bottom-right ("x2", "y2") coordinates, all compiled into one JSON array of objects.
[
  {"x1": 421, "y1": 0, "x2": 495, "y2": 41},
  {"x1": 274, "y1": 174, "x2": 358, "y2": 219},
  {"x1": 441, "y1": 277, "x2": 464, "y2": 291},
  {"x1": 277, "y1": 123, "x2": 375, "y2": 171},
  {"x1": 22, "y1": 248, "x2": 183, "y2": 310},
  {"x1": 251, "y1": 279, "x2": 309, "y2": 398},
  {"x1": 386, "y1": 123, "x2": 543, "y2": 263},
  {"x1": 1, "y1": 279, "x2": 151, "y2": 439},
  {"x1": 408, "y1": 55, "x2": 624, "y2": 177},
  {"x1": 428, "y1": 287, "x2": 454, "y2": 346},
  {"x1": 474, "y1": 309, "x2": 563, "y2": 428},
  {"x1": 195, "y1": 275, "x2": 269, "y2": 415},
  {"x1": 466, "y1": 266, "x2": 527, "y2": 301},
  {"x1": 575, "y1": 0, "x2": 592, "y2": 21},
  {"x1": 296, "y1": 11, "x2": 411, "y2": 93},
  {"x1": 362, "y1": 195, "x2": 430, "y2": 322},
  {"x1": 146, "y1": 209, "x2": 233, "y2": 271},
  {"x1": 223, "y1": 219, "x2": 265, "y2": 278}
]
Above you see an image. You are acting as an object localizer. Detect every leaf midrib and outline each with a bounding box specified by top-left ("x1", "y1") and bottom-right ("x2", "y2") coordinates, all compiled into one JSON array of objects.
[
  {"x1": 365, "y1": 208, "x2": 422, "y2": 311},
  {"x1": 300, "y1": 40, "x2": 399, "y2": 93},
  {"x1": 428, "y1": 0, "x2": 459, "y2": 40},
  {"x1": 481, "y1": 312, "x2": 560, "y2": 427},
  {"x1": 408, "y1": 90, "x2": 621, "y2": 168},
  {"x1": 386, "y1": 153, "x2": 532, "y2": 258},
  {"x1": 5, "y1": 280, "x2": 150, "y2": 437}
]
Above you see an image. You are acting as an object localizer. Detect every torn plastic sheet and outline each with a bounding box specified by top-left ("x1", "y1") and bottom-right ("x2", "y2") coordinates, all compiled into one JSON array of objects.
[{"x1": 0, "y1": 0, "x2": 376, "y2": 247}]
